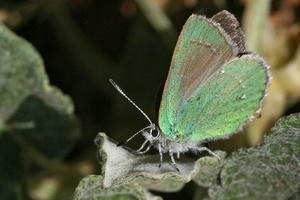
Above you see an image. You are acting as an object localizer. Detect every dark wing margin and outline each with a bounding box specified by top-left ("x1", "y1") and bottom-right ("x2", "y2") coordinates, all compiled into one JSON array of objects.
[{"x1": 211, "y1": 10, "x2": 248, "y2": 55}]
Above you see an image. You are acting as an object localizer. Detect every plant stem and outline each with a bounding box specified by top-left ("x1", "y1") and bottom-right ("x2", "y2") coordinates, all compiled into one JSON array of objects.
[
  {"x1": 134, "y1": 0, "x2": 177, "y2": 49},
  {"x1": 243, "y1": 0, "x2": 271, "y2": 54},
  {"x1": 46, "y1": 2, "x2": 121, "y2": 93},
  {"x1": 9, "y1": 131, "x2": 80, "y2": 178}
]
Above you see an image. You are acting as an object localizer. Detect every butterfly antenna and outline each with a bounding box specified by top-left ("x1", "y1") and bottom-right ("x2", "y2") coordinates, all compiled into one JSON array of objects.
[
  {"x1": 109, "y1": 79, "x2": 154, "y2": 146},
  {"x1": 109, "y1": 79, "x2": 153, "y2": 125}
]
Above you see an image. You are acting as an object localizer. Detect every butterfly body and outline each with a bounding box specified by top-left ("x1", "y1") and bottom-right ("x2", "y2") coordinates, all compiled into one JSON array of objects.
[
  {"x1": 158, "y1": 12, "x2": 270, "y2": 144},
  {"x1": 111, "y1": 10, "x2": 271, "y2": 170},
  {"x1": 142, "y1": 125, "x2": 199, "y2": 153}
]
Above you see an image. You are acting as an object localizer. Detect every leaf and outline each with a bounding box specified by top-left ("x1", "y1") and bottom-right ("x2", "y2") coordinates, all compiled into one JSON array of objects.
[
  {"x1": 0, "y1": 22, "x2": 80, "y2": 199},
  {"x1": 94, "y1": 132, "x2": 226, "y2": 192},
  {"x1": 192, "y1": 155, "x2": 225, "y2": 187},
  {"x1": 0, "y1": 135, "x2": 27, "y2": 200},
  {"x1": 208, "y1": 113, "x2": 300, "y2": 200},
  {"x1": 0, "y1": 22, "x2": 80, "y2": 158},
  {"x1": 73, "y1": 175, "x2": 162, "y2": 200},
  {"x1": 7, "y1": 95, "x2": 79, "y2": 158},
  {"x1": 0, "y1": 23, "x2": 47, "y2": 126}
]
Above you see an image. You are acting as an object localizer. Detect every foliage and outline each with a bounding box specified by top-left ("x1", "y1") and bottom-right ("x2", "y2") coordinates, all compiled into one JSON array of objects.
[
  {"x1": 0, "y1": 0, "x2": 299, "y2": 200},
  {"x1": 0, "y1": 22, "x2": 80, "y2": 200},
  {"x1": 208, "y1": 113, "x2": 300, "y2": 200},
  {"x1": 75, "y1": 114, "x2": 300, "y2": 200}
]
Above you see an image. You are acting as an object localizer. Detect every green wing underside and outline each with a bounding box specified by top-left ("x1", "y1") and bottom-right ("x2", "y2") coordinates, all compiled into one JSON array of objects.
[
  {"x1": 160, "y1": 55, "x2": 268, "y2": 142},
  {"x1": 183, "y1": 56, "x2": 267, "y2": 141},
  {"x1": 158, "y1": 14, "x2": 269, "y2": 142}
]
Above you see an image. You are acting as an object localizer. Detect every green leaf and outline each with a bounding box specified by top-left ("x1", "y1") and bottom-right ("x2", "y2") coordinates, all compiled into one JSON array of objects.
[
  {"x1": 0, "y1": 22, "x2": 47, "y2": 127},
  {"x1": 0, "y1": 22, "x2": 80, "y2": 158},
  {"x1": 192, "y1": 155, "x2": 225, "y2": 187},
  {"x1": 208, "y1": 113, "x2": 300, "y2": 200},
  {"x1": 0, "y1": 135, "x2": 28, "y2": 200},
  {"x1": 0, "y1": 22, "x2": 80, "y2": 199},
  {"x1": 73, "y1": 175, "x2": 162, "y2": 200},
  {"x1": 94, "y1": 132, "x2": 226, "y2": 192},
  {"x1": 7, "y1": 95, "x2": 79, "y2": 158}
]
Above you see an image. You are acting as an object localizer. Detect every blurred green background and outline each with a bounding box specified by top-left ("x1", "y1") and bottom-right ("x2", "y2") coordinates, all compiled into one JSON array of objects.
[{"x1": 0, "y1": 0, "x2": 299, "y2": 199}]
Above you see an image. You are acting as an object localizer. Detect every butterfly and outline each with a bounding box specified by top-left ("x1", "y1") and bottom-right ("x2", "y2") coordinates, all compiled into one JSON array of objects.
[{"x1": 110, "y1": 10, "x2": 271, "y2": 171}]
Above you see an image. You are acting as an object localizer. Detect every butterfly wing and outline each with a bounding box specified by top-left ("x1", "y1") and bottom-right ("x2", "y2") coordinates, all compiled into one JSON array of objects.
[
  {"x1": 158, "y1": 12, "x2": 271, "y2": 142},
  {"x1": 174, "y1": 54, "x2": 270, "y2": 142},
  {"x1": 158, "y1": 14, "x2": 238, "y2": 139}
]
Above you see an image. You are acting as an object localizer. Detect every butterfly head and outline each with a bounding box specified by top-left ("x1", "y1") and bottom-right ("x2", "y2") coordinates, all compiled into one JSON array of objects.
[{"x1": 142, "y1": 124, "x2": 162, "y2": 143}]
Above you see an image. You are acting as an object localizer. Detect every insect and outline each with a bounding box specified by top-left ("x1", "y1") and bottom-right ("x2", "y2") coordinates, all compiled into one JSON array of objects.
[{"x1": 110, "y1": 10, "x2": 271, "y2": 171}]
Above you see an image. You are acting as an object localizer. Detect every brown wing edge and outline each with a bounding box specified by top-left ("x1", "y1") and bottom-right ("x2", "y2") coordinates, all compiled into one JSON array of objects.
[
  {"x1": 211, "y1": 10, "x2": 249, "y2": 55},
  {"x1": 157, "y1": 12, "x2": 239, "y2": 130}
]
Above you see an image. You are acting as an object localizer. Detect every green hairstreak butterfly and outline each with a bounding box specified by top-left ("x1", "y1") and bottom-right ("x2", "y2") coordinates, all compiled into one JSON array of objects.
[{"x1": 110, "y1": 10, "x2": 271, "y2": 171}]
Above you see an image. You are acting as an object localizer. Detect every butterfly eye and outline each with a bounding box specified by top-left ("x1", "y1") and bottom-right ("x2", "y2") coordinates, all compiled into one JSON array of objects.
[{"x1": 151, "y1": 129, "x2": 159, "y2": 138}]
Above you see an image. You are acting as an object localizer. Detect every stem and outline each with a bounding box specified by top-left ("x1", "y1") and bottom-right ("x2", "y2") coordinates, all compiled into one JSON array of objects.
[
  {"x1": 243, "y1": 0, "x2": 271, "y2": 54},
  {"x1": 9, "y1": 132, "x2": 79, "y2": 178},
  {"x1": 46, "y1": 2, "x2": 121, "y2": 93},
  {"x1": 134, "y1": 0, "x2": 177, "y2": 49}
]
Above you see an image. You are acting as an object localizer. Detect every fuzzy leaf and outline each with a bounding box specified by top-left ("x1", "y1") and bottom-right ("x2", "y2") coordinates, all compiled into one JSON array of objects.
[
  {"x1": 94, "y1": 132, "x2": 225, "y2": 192},
  {"x1": 0, "y1": 22, "x2": 80, "y2": 199},
  {"x1": 73, "y1": 175, "x2": 162, "y2": 200},
  {"x1": 192, "y1": 155, "x2": 225, "y2": 187},
  {"x1": 208, "y1": 113, "x2": 300, "y2": 200},
  {"x1": 0, "y1": 22, "x2": 80, "y2": 158}
]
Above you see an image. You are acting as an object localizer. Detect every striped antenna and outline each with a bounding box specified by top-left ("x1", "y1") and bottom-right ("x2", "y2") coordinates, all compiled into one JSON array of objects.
[{"x1": 109, "y1": 79, "x2": 153, "y2": 125}]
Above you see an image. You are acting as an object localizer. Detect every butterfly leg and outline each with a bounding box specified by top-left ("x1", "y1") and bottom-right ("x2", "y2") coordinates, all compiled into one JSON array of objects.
[
  {"x1": 137, "y1": 144, "x2": 151, "y2": 154},
  {"x1": 136, "y1": 140, "x2": 149, "y2": 153},
  {"x1": 195, "y1": 147, "x2": 220, "y2": 160},
  {"x1": 158, "y1": 143, "x2": 163, "y2": 168},
  {"x1": 169, "y1": 150, "x2": 180, "y2": 172}
]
